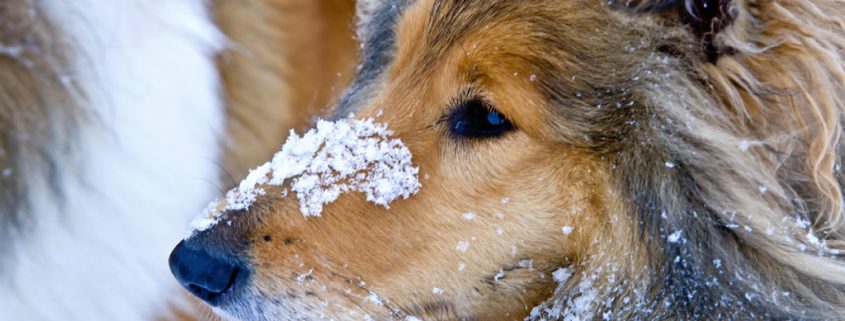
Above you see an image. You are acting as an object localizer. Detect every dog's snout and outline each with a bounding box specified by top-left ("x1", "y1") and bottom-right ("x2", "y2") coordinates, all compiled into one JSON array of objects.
[{"x1": 168, "y1": 240, "x2": 242, "y2": 305}]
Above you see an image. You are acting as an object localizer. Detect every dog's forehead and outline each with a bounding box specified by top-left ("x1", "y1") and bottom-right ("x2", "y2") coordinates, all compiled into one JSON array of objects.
[
  {"x1": 332, "y1": 0, "x2": 411, "y2": 118},
  {"x1": 337, "y1": 0, "x2": 526, "y2": 118}
]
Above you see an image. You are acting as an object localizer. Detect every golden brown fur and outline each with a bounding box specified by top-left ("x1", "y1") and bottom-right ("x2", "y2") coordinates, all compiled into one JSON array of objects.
[{"x1": 177, "y1": 0, "x2": 845, "y2": 320}]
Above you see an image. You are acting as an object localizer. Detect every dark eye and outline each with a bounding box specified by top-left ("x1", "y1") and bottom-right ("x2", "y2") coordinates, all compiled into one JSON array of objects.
[{"x1": 447, "y1": 99, "x2": 514, "y2": 139}]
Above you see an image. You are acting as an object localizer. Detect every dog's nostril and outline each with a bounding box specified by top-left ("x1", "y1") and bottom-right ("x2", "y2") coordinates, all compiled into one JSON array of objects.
[{"x1": 168, "y1": 240, "x2": 242, "y2": 306}]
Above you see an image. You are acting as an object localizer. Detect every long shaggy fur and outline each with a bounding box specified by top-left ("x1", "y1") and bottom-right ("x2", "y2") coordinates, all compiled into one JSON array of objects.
[
  {"x1": 540, "y1": 0, "x2": 845, "y2": 319},
  {"x1": 167, "y1": 0, "x2": 845, "y2": 320},
  {"x1": 0, "y1": 0, "x2": 80, "y2": 248},
  {"x1": 352, "y1": 0, "x2": 845, "y2": 319}
]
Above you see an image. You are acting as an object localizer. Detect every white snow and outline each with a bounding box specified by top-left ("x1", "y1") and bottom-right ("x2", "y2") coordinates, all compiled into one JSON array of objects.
[
  {"x1": 456, "y1": 241, "x2": 471, "y2": 253},
  {"x1": 795, "y1": 216, "x2": 812, "y2": 229},
  {"x1": 739, "y1": 140, "x2": 752, "y2": 151},
  {"x1": 519, "y1": 259, "x2": 534, "y2": 270},
  {"x1": 494, "y1": 269, "x2": 506, "y2": 281},
  {"x1": 189, "y1": 118, "x2": 421, "y2": 234},
  {"x1": 664, "y1": 161, "x2": 676, "y2": 168},
  {"x1": 668, "y1": 230, "x2": 683, "y2": 243},
  {"x1": 562, "y1": 226, "x2": 574, "y2": 235},
  {"x1": 432, "y1": 287, "x2": 444, "y2": 295},
  {"x1": 366, "y1": 292, "x2": 384, "y2": 306},
  {"x1": 528, "y1": 268, "x2": 600, "y2": 321},
  {"x1": 807, "y1": 231, "x2": 822, "y2": 246},
  {"x1": 562, "y1": 277, "x2": 598, "y2": 321},
  {"x1": 0, "y1": 45, "x2": 25, "y2": 58},
  {"x1": 463, "y1": 212, "x2": 477, "y2": 220},
  {"x1": 552, "y1": 268, "x2": 573, "y2": 284}
]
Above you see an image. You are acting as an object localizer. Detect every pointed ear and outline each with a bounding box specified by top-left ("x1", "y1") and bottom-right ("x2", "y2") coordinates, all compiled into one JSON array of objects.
[{"x1": 612, "y1": 0, "x2": 736, "y2": 62}]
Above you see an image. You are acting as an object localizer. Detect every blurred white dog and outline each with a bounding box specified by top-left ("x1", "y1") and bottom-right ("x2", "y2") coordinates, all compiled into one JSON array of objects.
[{"x1": 0, "y1": 0, "x2": 355, "y2": 320}]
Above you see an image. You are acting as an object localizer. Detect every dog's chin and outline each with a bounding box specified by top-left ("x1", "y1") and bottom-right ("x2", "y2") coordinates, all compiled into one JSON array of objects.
[
  {"x1": 210, "y1": 296, "x2": 268, "y2": 321},
  {"x1": 210, "y1": 292, "x2": 375, "y2": 321},
  {"x1": 209, "y1": 307, "x2": 240, "y2": 321},
  {"x1": 199, "y1": 288, "x2": 266, "y2": 321}
]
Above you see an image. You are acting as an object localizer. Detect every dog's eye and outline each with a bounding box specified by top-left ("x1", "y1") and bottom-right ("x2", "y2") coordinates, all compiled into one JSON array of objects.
[{"x1": 447, "y1": 99, "x2": 514, "y2": 139}]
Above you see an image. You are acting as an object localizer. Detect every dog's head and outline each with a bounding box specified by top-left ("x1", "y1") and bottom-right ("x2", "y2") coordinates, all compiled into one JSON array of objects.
[{"x1": 170, "y1": 0, "x2": 845, "y2": 320}]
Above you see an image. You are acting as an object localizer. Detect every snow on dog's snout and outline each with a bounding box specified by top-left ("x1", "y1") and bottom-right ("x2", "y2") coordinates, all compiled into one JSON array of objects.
[{"x1": 189, "y1": 118, "x2": 421, "y2": 235}]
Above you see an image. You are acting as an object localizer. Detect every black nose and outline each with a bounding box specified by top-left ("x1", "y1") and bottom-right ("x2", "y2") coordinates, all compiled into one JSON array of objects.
[{"x1": 169, "y1": 240, "x2": 241, "y2": 305}]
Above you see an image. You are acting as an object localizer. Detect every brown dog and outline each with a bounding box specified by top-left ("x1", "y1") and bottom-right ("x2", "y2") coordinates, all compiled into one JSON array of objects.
[{"x1": 170, "y1": 1, "x2": 845, "y2": 320}]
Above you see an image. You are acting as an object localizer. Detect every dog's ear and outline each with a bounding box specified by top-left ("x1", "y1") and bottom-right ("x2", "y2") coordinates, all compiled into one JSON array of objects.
[{"x1": 612, "y1": 0, "x2": 736, "y2": 62}]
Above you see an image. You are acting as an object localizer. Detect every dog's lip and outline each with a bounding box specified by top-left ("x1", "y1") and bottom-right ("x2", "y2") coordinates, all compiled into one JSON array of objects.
[{"x1": 208, "y1": 269, "x2": 250, "y2": 307}]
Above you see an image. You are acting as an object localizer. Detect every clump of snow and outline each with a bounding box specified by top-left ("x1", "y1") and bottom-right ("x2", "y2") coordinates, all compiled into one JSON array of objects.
[
  {"x1": 519, "y1": 259, "x2": 534, "y2": 271},
  {"x1": 188, "y1": 118, "x2": 421, "y2": 234},
  {"x1": 795, "y1": 216, "x2": 812, "y2": 229},
  {"x1": 738, "y1": 139, "x2": 762, "y2": 152},
  {"x1": 456, "y1": 241, "x2": 470, "y2": 253},
  {"x1": 295, "y1": 268, "x2": 314, "y2": 283},
  {"x1": 366, "y1": 292, "x2": 384, "y2": 306},
  {"x1": 188, "y1": 202, "x2": 228, "y2": 234},
  {"x1": 432, "y1": 287, "x2": 444, "y2": 295},
  {"x1": 552, "y1": 268, "x2": 572, "y2": 284},
  {"x1": 565, "y1": 277, "x2": 599, "y2": 321},
  {"x1": 667, "y1": 230, "x2": 683, "y2": 243},
  {"x1": 807, "y1": 231, "x2": 821, "y2": 246},
  {"x1": 494, "y1": 269, "x2": 506, "y2": 282},
  {"x1": 562, "y1": 226, "x2": 574, "y2": 235},
  {"x1": 0, "y1": 45, "x2": 25, "y2": 58},
  {"x1": 528, "y1": 268, "x2": 600, "y2": 321},
  {"x1": 462, "y1": 212, "x2": 477, "y2": 221}
]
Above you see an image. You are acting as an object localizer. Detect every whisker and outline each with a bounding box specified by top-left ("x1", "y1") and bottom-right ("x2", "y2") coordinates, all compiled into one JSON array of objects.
[
  {"x1": 205, "y1": 157, "x2": 237, "y2": 189},
  {"x1": 191, "y1": 176, "x2": 226, "y2": 198}
]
